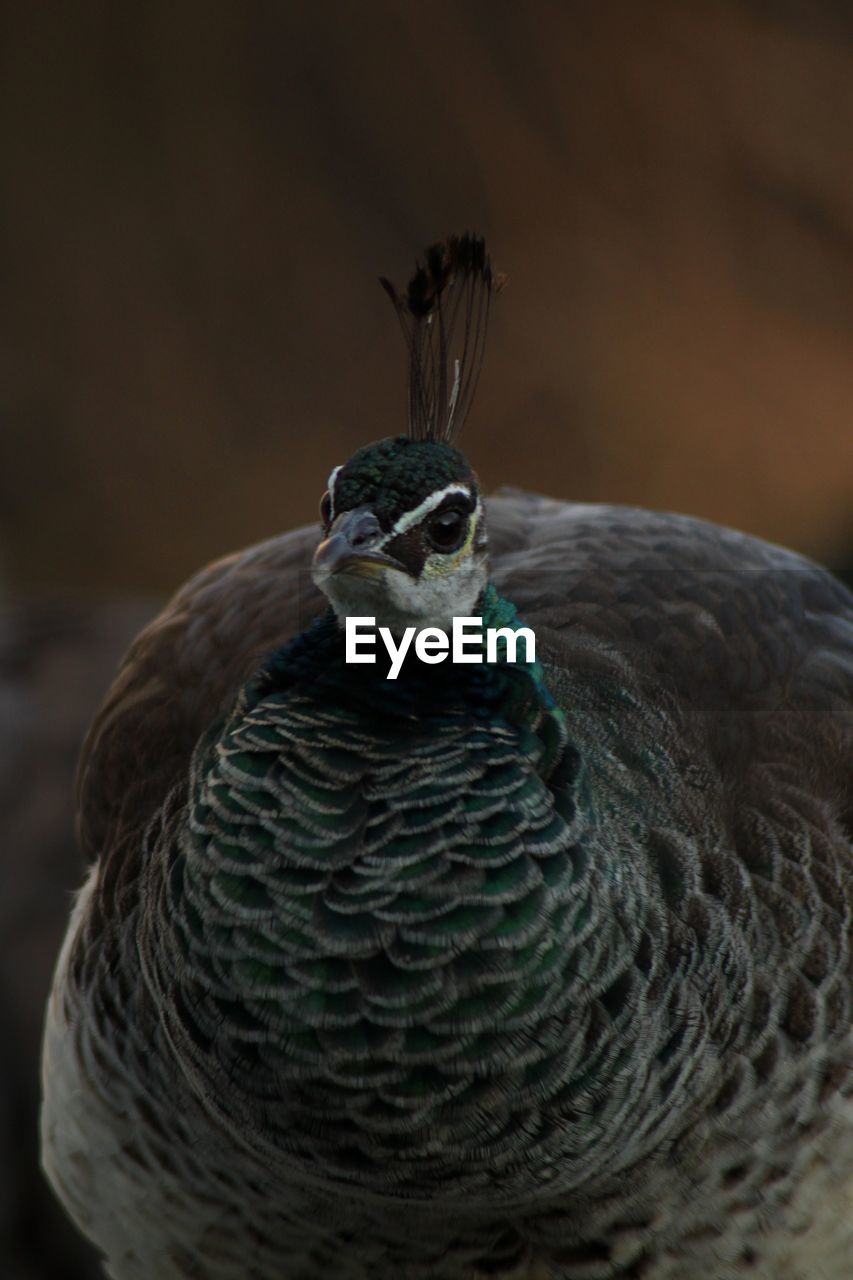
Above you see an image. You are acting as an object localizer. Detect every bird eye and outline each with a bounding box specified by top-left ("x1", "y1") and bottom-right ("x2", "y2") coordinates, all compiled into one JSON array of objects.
[
  {"x1": 319, "y1": 491, "x2": 332, "y2": 528},
  {"x1": 426, "y1": 508, "x2": 468, "y2": 553}
]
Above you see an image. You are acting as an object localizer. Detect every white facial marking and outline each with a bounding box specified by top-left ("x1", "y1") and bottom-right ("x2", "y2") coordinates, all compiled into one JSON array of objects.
[
  {"x1": 315, "y1": 481, "x2": 488, "y2": 635},
  {"x1": 326, "y1": 465, "x2": 342, "y2": 521},
  {"x1": 374, "y1": 483, "x2": 473, "y2": 547}
]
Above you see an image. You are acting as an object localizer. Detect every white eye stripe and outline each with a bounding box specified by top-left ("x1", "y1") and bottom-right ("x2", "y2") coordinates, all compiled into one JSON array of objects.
[
  {"x1": 325, "y1": 472, "x2": 476, "y2": 547},
  {"x1": 380, "y1": 483, "x2": 474, "y2": 543},
  {"x1": 326, "y1": 465, "x2": 342, "y2": 521}
]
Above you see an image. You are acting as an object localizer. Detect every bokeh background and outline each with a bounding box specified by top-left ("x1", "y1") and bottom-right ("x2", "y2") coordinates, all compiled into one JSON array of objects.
[{"x1": 2, "y1": 2, "x2": 853, "y2": 1275}]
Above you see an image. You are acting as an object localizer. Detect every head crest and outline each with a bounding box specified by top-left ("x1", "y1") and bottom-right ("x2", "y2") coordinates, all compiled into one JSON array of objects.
[{"x1": 380, "y1": 233, "x2": 504, "y2": 444}]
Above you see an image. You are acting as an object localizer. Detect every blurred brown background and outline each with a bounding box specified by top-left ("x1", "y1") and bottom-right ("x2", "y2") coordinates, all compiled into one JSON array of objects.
[{"x1": 2, "y1": 2, "x2": 853, "y2": 1276}]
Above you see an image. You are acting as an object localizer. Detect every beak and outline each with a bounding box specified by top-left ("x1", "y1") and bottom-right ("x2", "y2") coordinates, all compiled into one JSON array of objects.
[{"x1": 312, "y1": 507, "x2": 405, "y2": 580}]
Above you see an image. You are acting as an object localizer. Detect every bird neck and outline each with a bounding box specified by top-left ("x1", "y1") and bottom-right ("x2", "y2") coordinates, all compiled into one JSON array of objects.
[{"x1": 243, "y1": 581, "x2": 566, "y2": 769}]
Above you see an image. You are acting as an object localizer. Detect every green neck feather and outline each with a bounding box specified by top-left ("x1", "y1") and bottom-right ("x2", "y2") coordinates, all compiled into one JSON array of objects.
[
  {"x1": 153, "y1": 580, "x2": 633, "y2": 1203},
  {"x1": 245, "y1": 582, "x2": 567, "y2": 777}
]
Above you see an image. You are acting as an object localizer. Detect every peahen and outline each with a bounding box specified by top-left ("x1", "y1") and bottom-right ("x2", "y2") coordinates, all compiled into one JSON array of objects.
[{"x1": 41, "y1": 236, "x2": 853, "y2": 1279}]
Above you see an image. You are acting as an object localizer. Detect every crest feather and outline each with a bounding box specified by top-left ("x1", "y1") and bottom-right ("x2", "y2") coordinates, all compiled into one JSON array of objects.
[{"x1": 380, "y1": 233, "x2": 504, "y2": 444}]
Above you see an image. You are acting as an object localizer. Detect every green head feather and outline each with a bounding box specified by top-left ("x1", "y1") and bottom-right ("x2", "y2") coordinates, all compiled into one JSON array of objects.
[{"x1": 331, "y1": 437, "x2": 475, "y2": 531}]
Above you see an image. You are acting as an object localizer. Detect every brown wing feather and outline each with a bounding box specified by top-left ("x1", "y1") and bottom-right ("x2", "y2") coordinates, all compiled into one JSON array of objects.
[{"x1": 76, "y1": 526, "x2": 323, "y2": 863}]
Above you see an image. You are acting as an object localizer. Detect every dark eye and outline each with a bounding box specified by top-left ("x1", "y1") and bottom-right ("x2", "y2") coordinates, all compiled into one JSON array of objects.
[
  {"x1": 426, "y1": 508, "x2": 468, "y2": 553},
  {"x1": 319, "y1": 491, "x2": 332, "y2": 528}
]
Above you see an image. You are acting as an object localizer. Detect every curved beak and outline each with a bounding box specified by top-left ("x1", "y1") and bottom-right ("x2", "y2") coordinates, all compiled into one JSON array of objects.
[{"x1": 312, "y1": 507, "x2": 406, "y2": 581}]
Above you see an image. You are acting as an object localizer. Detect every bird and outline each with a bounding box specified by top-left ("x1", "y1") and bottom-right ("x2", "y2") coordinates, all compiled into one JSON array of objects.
[{"x1": 41, "y1": 234, "x2": 853, "y2": 1280}]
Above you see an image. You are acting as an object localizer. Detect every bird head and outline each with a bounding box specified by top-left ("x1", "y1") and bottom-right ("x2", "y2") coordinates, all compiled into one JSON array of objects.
[
  {"x1": 312, "y1": 233, "x2": 502, "y2": 633},
  {"x1": 312, "y1": 436, "x2": 486, "y2": 631}
]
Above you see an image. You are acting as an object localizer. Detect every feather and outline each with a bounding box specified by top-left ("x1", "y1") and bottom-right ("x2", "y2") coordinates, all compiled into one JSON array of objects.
[{"x1": 380, "y1": 233, "x2": 505, "y2": 444}]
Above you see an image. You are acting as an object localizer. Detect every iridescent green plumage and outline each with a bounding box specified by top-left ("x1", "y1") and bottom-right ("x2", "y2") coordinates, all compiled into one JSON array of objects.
[
  {"x1": 156, "y1": 578, "x2": 593, "y2": 1199},
  {"x1": 331, "y1": 437, "x2": 473, "y2": 529}
]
